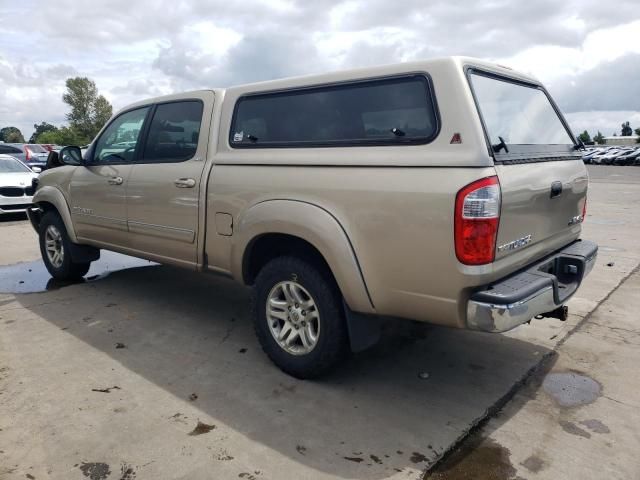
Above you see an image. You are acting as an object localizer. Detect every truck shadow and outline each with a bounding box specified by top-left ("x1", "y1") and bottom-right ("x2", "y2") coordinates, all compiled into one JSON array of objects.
[{"x1": 12, "y1": 260, "x2": 552, "y2": 479}]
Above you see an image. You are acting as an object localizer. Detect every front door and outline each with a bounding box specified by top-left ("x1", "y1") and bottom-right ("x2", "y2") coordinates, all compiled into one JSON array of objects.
[
  {"x1": 125, "y1": 93, "x2": 214, "y2": 267},
  {"x1": 70, "y1": 106, "x2": 150, "y2": 246}
]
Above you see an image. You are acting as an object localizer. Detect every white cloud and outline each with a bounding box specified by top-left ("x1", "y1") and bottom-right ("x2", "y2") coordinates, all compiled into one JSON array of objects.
[
  {"x1": 0, "y1": 0, "x2": 639, "y2": 139},
  {"x1": 496, "y1": 19, "x2": 640, "y2": 83}
]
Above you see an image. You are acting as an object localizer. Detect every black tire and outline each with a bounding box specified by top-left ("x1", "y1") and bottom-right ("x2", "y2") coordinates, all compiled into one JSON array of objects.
[
  {"x1": 252, "y1": 256, "x2": 349, "y2": 379},
  {"x1": 38, "y1": 211, "x2": 91, "y2": 280}
]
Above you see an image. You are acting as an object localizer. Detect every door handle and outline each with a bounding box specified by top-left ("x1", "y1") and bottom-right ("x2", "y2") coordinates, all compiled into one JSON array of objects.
[
  {"x1": 108, "y1": 176, "x2": 123, "y2": 185},
  {"x1": 174, "y1": 178, "x2": 196, "y2": 188}
]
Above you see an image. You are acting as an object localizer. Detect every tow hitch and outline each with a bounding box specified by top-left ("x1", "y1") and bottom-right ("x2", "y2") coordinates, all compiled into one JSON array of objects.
[{"x1": 537, "y1": 305, "x2": 569, "y2": 322}]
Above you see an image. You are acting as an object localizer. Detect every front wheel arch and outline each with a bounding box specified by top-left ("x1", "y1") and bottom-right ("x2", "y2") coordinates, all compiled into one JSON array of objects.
[{"x1": 31, "y1": 185, "x2": 78, "y2": 243}]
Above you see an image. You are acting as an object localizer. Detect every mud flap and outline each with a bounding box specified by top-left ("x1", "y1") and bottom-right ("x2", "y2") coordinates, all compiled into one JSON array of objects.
[
  {"x1": 68, "y1": 243, "x2": 101, "y2": 263},
  {"x1": 343, "y1": 301, "x2": 382, "y2": 352}
]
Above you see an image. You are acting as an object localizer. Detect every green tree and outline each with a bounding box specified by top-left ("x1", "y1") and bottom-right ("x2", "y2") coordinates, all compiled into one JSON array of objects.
[
  {"x1": 29, "y1": 122, "x2": 58, "y2": 143},
  {"x1": 0, "y1": 126, "x2": 26, "y2": 143},
  {"x1": 578, "y1": 130, "x2": 591, "y2": 144},
  {"x1": 621, "y1": 121, "x2": 632, "y2": 136},
  {"x1": 36, "y1": 126, "x2": 85, "y2": 146},
  {"x1": 62, "y1": 77, "x2": 113, "y2": 143},
  {"x1": 593, "y1": 131, "x2": 605, "y2": 145}
]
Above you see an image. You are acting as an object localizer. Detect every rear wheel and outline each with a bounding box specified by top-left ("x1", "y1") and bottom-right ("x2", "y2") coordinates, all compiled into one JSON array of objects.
[
  {"x1": 252, "y1": 256, "x2": 349, "y2": 379},
  {"x1": 39, "y1": 212, "x2": 91, "y2": 280}
]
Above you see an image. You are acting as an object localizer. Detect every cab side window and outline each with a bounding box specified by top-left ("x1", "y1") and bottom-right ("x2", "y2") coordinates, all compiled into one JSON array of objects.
[
  {"x1": 91, "y1": 107, "x2": 149, "y2": 164},
  {"x1": 142, "y1": 101, "x2": 204, "y2": 162}
]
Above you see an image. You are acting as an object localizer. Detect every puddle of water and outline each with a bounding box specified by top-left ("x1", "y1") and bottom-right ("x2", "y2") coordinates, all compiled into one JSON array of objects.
[
  {"x1": 580, "y1": 419, "x2": 610, "y2": 434},
  {"x1": 425, "y1": 437, "x2": 519, "y2": 480},
  {"x1": 0, "y1": 250, "x2": 156, "y2": 294},
  {"x1": 542, "y1": 371, "x2": 601, "y2": 407},
  {"x1": 559, "y1": 420, "x2": 591, "y2": 438}
]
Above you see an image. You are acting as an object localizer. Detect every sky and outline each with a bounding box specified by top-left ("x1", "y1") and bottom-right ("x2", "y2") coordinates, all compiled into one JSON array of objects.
[{"x1": 1, "y1": 0, "x2": 639, "y2": 140}]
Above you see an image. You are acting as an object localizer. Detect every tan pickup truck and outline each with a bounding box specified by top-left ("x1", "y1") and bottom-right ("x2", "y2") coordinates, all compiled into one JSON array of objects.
[{"x1": 28, "y1": 57, "x2": 597, "y2": 378}]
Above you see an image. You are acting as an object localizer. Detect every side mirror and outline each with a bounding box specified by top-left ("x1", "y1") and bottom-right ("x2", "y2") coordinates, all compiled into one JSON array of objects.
[
  {"x1": 58, "y1": 146, "x2": 84, "y2": 166},
  {"x1": 31, "y1": 166, "x2": 42, "y2": 173}
]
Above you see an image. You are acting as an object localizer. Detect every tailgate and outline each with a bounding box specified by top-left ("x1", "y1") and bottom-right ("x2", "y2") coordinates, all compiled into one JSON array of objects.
[
  {"x1": 495, "y1": 159, "x2": 588, "y2": 260},
  {"x1": 466, "y1": 69, "x2": 588, "y2": 262}
]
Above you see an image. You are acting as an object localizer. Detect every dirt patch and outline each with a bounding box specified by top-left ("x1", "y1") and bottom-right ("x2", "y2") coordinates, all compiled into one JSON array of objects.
[
  {"x1": 215, "y1": 450, "x2": 234, "y2": 461},
  {"x1": 118, "y1": 463, "x2": 136, "y2": 480},
  {"x1": 238, "y1": 471, "x2": 261, "y2": 479},
  {"x1": 410, "y1": 452, "x2": 428, "y2": 464},
  {"x1": 91, "y1": 386, "x2": 121, "y2": 393},
  {"x1": 343, "y1": 456, "x2": 364, "y2": 463},
  {"x1": 188, "y1": 421, "x2": 216, "y2": 436},
  {"x1": 521, "y1": 455, "x2": 545, "y2": 473},
  {"x1": 79, "y1": 462, "x2": 111, "y2": 480}
]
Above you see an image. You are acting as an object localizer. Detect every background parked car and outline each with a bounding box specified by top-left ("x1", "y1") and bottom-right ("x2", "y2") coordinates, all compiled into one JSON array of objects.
[
  {"x1": 0, "y1": 154, "x2": 39, "y2": 215},
  {"x1": 4, "y1": 143, "x2": 49, "y2": 171},
  {"x1": 613, "y1": 149, "x2": 640, "y2": 165},
  {"x1": 0, "y1": 144, "x2": 25, "y2": 160},
  {"x1": 583, "y1": 145, "x2": 640, "y2": 166}
]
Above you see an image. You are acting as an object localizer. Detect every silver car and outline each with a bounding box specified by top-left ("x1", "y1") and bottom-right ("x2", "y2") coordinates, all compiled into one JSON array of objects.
[
  {"x1": 0, "y1": 154, "x2": 39, "y2": 215},
  {"x1": 5, "y1": 143, "x2": 49, "y2": 170}
]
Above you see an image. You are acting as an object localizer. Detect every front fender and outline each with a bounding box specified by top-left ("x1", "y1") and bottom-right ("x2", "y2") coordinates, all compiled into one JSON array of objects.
[
  {"x1": 32, "y1": 186, "x2": 78, "y2": 243},
  {"x1": 231, "y1": 199, "x2": 375, "y2": 314}
]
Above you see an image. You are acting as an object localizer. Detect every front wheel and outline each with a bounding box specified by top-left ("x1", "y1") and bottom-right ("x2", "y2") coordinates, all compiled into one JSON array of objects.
[
  {"x1": 39, "y1": 212, "x2": 91, "y2": 280},
  {"x1": 252, "y1": 256, "x2": 349, "y2": 379}
]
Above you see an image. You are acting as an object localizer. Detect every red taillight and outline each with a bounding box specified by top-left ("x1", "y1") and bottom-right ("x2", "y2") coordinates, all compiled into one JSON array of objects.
[
  {"x1": 455, "y1": 176, "x2": 501, "y2": 265},
  {"x1": 25, "y1": 147, "x2": 32, "y2": 160},
  {"x1": 582, "y1": 197, "x2": 587, "y2": 222}
]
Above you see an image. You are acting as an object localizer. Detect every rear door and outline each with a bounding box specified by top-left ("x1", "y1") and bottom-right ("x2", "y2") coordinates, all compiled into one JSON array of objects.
[
  {"x1": 125, "y1": 92, "x2": 214, "y2": 267},
  {"x1": 468, "y1": 71, "x2": 588, "y2": 261}
]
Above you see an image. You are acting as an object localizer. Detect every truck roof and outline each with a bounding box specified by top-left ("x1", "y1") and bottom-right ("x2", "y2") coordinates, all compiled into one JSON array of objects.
[{"x1": 121, "y1": 56, "x2": 540, "y2": 113}]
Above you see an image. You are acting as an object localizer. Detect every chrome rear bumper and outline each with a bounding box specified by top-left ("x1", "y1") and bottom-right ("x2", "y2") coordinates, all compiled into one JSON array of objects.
[{"x1": 467, "y1": 240, "x2": 598, "y2": 333}]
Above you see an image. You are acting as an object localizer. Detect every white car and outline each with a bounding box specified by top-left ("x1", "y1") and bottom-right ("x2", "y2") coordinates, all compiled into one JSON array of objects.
[{"x1": 0, "y1": 154, "x2": 39, "y2": 215}]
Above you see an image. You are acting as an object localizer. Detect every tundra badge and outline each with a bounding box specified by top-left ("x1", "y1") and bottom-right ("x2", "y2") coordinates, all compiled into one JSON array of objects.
[{"x1": 497, "y1": 234, "x2": 532, "y2": 252}]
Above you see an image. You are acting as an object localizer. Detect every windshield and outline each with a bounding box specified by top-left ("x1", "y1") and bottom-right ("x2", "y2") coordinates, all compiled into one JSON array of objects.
[
  {"x1": 470, "y1": 73, "x2": 574, "y2": 146},
  {"x1": 25, "y1": 144, "x2": 48, "y2": 153},
  {"x1": 0, "y1": 156, "x2": 31, "y2": 173}
]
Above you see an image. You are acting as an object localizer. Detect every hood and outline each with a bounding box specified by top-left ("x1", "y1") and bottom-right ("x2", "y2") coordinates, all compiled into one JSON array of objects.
[{"x1": 0, "y1": 171, "x2": 39, "y2": 187}]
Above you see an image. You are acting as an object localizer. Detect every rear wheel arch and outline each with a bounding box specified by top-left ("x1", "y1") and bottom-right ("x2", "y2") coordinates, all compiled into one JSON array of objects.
[
  {"x1": 243, "y1": 233, "x2": 332, "y2": 286},
  {"x1": 232, "y1": 200, "x2": 374, "y2": 314}
]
